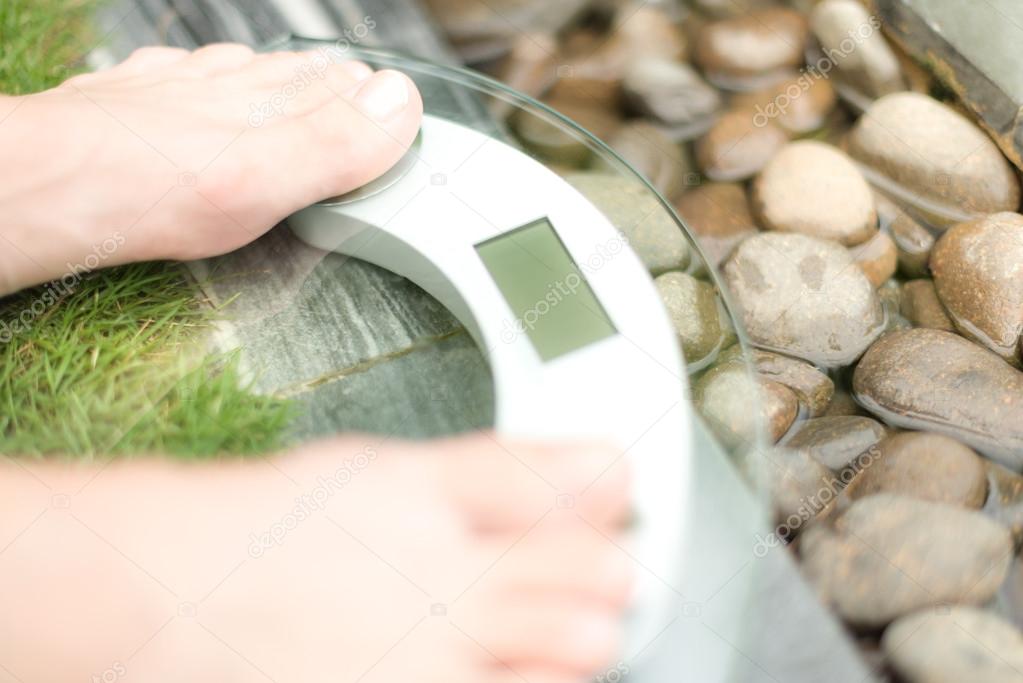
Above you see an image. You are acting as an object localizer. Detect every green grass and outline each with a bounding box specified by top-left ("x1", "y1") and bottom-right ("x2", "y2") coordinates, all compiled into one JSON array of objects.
[{"x1": 0, "y1": 0, "x2": 293, "y2": 457}]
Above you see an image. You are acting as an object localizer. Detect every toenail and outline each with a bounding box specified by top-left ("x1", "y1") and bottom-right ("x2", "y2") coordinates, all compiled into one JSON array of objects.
[{"x1": 352, "y1": 71, "x2": 410, "y2": 121}]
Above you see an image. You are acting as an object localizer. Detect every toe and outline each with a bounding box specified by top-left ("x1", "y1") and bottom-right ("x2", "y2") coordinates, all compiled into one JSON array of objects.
[
  {"x1": 176, "y1": 43, "x2": 256, "y2": 76},
  {"x1": 456, "y1": 598, "x2": 623, "y2": 676},
  {"x1": 441, "y1": 434, "x2": 631, "y2": 532},
  {"x1": 479, "y1": 527, "x2": 634, "y2": 608},
  {"x1": 106, "y1": 46, "x2": 191, "y2": 77}
]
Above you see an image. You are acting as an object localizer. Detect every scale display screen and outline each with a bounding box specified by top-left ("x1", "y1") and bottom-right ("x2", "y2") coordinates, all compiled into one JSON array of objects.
[{"x1": 475, "y1": 218, "x2": 617, "y2": 361}]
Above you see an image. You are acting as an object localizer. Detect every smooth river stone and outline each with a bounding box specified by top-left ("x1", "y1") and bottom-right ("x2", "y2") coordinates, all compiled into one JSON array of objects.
[
  {"x1": 931, "y1": 212, "x2": 1023, "y2": 366},
  {"x1": 845, "y1": 92, "x2": 1021, "y2": 227},
  {"x1": 749, "y1": 349, "x2": 835, "y2": 417},
  {"x1": 876, "y1": 192, "x2": 934, "y2": 278},
  {"x1": 853, "y1": 328, "x2": 1023, "y2": 469},
  {"x1": 983, "y1": 461, "x2": 1023, "y2": 545},
  {"x1": 843, "y1": 432, "x2": 988, "y2": 508},
  {"x1": 622, "y1": 58, "x2": 721, "y2": 137},
  {"x1": 809, "y1": 0, "x2": 904, "y2": 99},
  {"x1": 693, "y1": 354, "x2": 798, "y2": 448},
  {"x1": 723, "y1": 232, "x2": 885, "y2": 367},
  {"x1": 900, "y1": 279, "x2": 954, "y2": 332},
  {"x1": 882, "y1": 607, "x2": 1023, "y2": 683},
  {"x1": 800, "y1": 493, "x2": 1014, "y2": 628},
  {"x1": 655, "y1": 272, "x2": 726, "y2": 368},
  {"x1": 694, "y1": 8, "x2": 809, "y2": 90},
  {"x1": 785, "y1": 415, "x2": 886, "y2": 472},
  {"x1": 848, "y1": 231, "x2": 897, "y2": 287},
  {"x1": 597, "y1": 121, "x2": 693, "y2": 200},
  {"x1": 753, "y1": 140, "x2": 877, "y2": 246},
  {"x1": 565, "y1": 173, "x2": 690, "y2": 274},
  {"x1": 696, "y1": 109, "x2": 788, "y2": 182},
  {"x1": 491, "y1": 32, "x2": 559, "y2": 117},
  {"x1": 743, "y1": 447, "x2": 835, "y2": 529},
  {"x1": 514, "y1": 98, "x2": 621, "y2": 166},
  {"x1": 674, "y1": 182, "x2": 759, "y2": 269},
  {"x1": 732, "y1": 74, "x2": 837, "y2": 135}
]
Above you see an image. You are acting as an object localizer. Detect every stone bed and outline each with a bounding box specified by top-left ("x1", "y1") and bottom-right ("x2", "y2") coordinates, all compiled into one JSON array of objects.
[{"x1": 93, "y1": 0, "x2": 1023, "y2": 681}]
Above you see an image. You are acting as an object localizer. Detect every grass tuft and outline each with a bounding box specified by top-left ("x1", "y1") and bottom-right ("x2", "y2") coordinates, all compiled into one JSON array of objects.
[{"x1": 0, "y1": 1, "x2": 292, "y2": 457}]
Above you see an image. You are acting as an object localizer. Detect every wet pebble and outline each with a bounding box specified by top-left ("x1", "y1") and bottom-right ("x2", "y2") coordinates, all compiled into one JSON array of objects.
[
  {"x1": 723, "y1": 232, "x2": 885, "y2": 367},
  {"x1": 748, "y1": 349, "x2": 835, "y2": 417},
  {"x1": 752, "y1": 140, "x2": 877, "y2": 246},
  {"x1": 846, "y1": 93, "x2": 1021, "y2": 227},
  {"x1": 673, "y1": 182, "x2": 759, "y2": 269},
  {"x1": 623, "y1": 58, "x2": 721, "y2": 138},
  {"x1": 566, "y1": 173, "x2": 690, "y2": 275},
  {"x1": 849, "y1": 231, "x2": 897, "y2": 287},
  {"x1": 696, "y1": 109, "x2": 788, "y2": 182},
  {"x1": 801, "y1": 494, "x2": 1013, "y2": 628},
  {"x1": 876, "y1": 192, "x2": 934, "y2": 279},
  {"x1": 695, "y1": 8, "x2": 809, "y2": 90},
  {"x1": 843, "y1": 432, "x2": 988, "y2": 509},
  {"x1": 931, "y1": 212, "x2": 1023, "y2": 366},
  {"x1": 655, "y1": 271, "x2": 727, "y2": 368},
  {"x1": 853, "y1": 328, "x2": 1023, "y2": 469},
  {"x1": 882, "y1": 607, "x2": 1023, "y2": 683},
  {"x1": 598, "y1": 121, "x2": 694, "y2": 200},
  {"x1": 732, "y1": 74, "x2": 837, "y2": 135},
  {"x1": 784, "y1": 415, "x2": 886, "y2": 472},
  {"x1": 809, "y1": 0, "x2": 904, "y2": 99},
  {"x1": 900, "y1": 279, "x2": 954, "y2": 332},
  {"x1": 983, "y1": 462, "x2": 1023, "y2": 545},
  {"x1": 515, "y1": 98, "x2": 621, "y2": 165},
  {"x1": 694, "y1": 354, "x2": 798, "y2": 448},
  {"x1": 743, "y1": 447, "x2": 835, "y2": 529}
]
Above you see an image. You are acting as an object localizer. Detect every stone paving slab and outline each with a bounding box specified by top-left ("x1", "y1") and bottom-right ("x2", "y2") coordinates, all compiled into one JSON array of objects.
[{"x1": 873, "y1": 0, "x2": 1023, "y2": 170}]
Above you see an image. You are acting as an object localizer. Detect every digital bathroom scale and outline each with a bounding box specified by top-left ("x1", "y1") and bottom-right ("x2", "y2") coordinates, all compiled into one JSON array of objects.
[{"x1": 273, "y1": 38, "x2": 875, "y2": 683}]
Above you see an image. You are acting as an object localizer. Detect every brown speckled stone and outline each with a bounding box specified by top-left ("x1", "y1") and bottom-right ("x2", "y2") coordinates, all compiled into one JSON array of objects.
[
  {"x1": 883, "y1": 607, "x2": 1023, "y2": 683},
  {"x1": 801, "y1": 494, "x2": 1013, "y2": 628},
  {"x1": 843, "y1": 432, "x2": 988, "y2": 508},
  {"x1": 763, "y1": 379, "x2": 800, "y2": 443},
  {"x1": 748, "y1": 349, "x2": 834, "y2": 417},
  {"x1": 597, "y1": 121, "x2": 693, "y2": 200},
  {"x1": 695, "y1": 8, "x2": 808, "y2": 89},
  {"x1": 853, "y1": 328, "x2": 1023, "y2": 469},
  {"x1": 723, "y1": 232, "x2": 885, "y2": 367},
  {"x1": 674, "y1": 182, "x2": 759, "y2": 268},
  {"x1": 846, "y1": 93, "x2": 1021, "y2": 227},
  {"x1": 784, "y1": 415, "x2": 886, "y2": 472},
  {"x1": 753, "y1": 141, "x2": 877, "y2": 246},
  {"x1": 849, "y1": 231, "x2": 897, "y2": 287},
  {"x1": 744, "y1": 447, "x2": 835, "y2": 528},
  {"x1": 931, "y1": 212, "x2": 1023, "y2": 366},
  {"x1": 876, "y1": 192, "x2": 934, "y2": 279},
  {"x1": 732, "y1": 74, "x2": 837, "y2": 134},
  {"x1": 694, "y1": 354, "x2": 797, "y2": 448},
  {"x1": 900, "y1": 279, "x2": 954, "y2": 332},
  {"x1": 696, "y1": 109, "x2": 788, "y2": 182}
]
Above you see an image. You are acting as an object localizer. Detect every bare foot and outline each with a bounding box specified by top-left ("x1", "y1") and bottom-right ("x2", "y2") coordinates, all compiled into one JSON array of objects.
[
  {"x1": 0, "y1": 433, "x2": 632, "y2": 682},
  {"x1": 0, "y1": 44, "x2": 422, "y2": 295}
]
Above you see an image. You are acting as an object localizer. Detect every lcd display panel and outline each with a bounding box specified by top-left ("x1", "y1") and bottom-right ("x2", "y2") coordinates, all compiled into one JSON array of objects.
[{"x1": 475, "y1": 218, "x2": 617, "y2": 361}]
